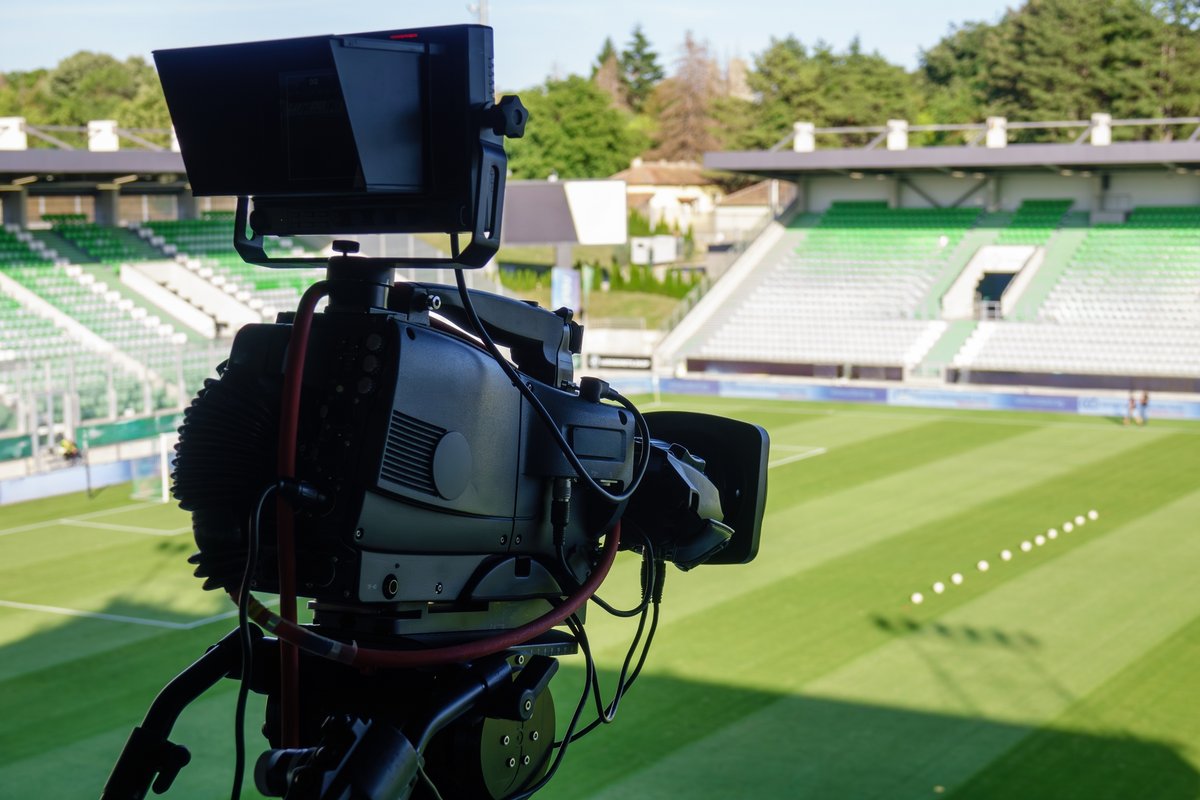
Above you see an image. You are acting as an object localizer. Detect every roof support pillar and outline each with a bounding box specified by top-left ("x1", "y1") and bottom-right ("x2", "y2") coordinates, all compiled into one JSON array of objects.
[
  {"x1": 0, "y1": 187, "x2": 28, "y2": 228},
  {"x1": 988, "y1": 175, "x2": 1002, "y2": 212},
  {"x1": 95, "y1": 186, "x2": 119, "y2": 227},
  {"x1": 177, "y1": 190, "x2": 199, "y2": 221}
]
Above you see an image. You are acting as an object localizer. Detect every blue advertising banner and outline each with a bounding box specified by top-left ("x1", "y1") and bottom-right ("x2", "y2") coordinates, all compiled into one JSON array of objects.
[
  {"x1": 1078, "y1": 394, "x2": 1200, "y2": 421},
  {"x1": 1003, "y1": 394, "x2": 1078, "y2": 413},
  {"x1": 550, "y1": 268, "x2": 581, "y2": 314},
  {"x1": 597, "y1": 375, "x2": 1200, "y2": 421},
  {"x1": 824, "y1": 386, "x2": 888, "y2": 403}
]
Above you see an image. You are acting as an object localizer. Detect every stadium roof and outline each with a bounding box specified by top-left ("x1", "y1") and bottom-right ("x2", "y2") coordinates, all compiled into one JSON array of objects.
[
  {"x1": 0, "y1": 150, "x2": 187, "y2": 192},
  {"x1": 705, "y1": 141, "x2": 1200, "y2": 179}
]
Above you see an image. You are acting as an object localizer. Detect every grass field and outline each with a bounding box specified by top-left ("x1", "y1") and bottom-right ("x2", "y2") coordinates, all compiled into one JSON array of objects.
[{"x1": 2, "y1": 396, "x2": 1198, "y2": 799}]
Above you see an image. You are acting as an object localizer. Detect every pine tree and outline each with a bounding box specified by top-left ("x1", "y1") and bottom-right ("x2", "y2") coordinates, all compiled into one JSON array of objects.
[{"x1": 620, "y1": 25, "x2": 665, "y2": 113}]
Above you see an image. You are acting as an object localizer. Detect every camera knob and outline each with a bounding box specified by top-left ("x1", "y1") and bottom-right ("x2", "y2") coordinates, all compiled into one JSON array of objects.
[
  {"x1": 488, "y1": 95, "x2": 528, "y2": 139},
  {"x1": 331, "y1": 240, "x2": 361, "y2": 256}
]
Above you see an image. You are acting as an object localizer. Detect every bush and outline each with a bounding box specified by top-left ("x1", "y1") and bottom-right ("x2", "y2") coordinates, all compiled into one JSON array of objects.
[{"x1": 497, "y1": 266, "x2": 547, "y2": 292}]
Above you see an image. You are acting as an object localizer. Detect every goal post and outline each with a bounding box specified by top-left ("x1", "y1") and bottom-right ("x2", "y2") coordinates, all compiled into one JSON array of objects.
[{"x1": 130, "y1": 431, "x2": 179, "y2": 503}]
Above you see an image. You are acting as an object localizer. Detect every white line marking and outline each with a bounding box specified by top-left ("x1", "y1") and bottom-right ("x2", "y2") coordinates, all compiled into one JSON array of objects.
[
  {"x1": 0, "y1": 520, "x2": 56, "y2": 539},
  {"x1": 0, "y1": 503, "x2": 186, "y2": 539},
  {"x1": 656, "y1": 402, "x2": 1200, "y2": 433},
  {"x1": 0, "y1": 600, "x2": 231, "y2": 630},
  {"x1": 769, "y1": 447, "x2": 828, "y2": 468},
  {"x1": 0, "y1": 599, "x2": 280, "y2": 630},
  {"x1": 58, "y1": 520, "x2": 189, "y2": 537},
  {"x1": 68, "y1": 502, "x2": 160, "y2": 522}
]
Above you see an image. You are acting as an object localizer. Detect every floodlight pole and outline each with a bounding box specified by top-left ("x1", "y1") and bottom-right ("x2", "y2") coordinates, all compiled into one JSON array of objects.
[{"x1": 467, "y1": 0, "x2": 489, "y2": 25}]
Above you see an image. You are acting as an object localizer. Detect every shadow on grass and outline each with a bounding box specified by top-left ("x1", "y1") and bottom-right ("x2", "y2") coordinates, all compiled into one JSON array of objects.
[
  {"x1": 544, "y1": 662, "x2": 1198, "y2": 800},
  {"x1": 870, "y1": 613, "x2": 1042, "y2": 650},
  {"x1": 0, "y1": 600, "x2": 1196, "y2": 800}
]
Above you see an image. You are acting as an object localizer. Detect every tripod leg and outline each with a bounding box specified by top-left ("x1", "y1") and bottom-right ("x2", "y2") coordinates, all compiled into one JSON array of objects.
[{"x1": 102, "y1": 627, "x2": 257, "y2": 799}]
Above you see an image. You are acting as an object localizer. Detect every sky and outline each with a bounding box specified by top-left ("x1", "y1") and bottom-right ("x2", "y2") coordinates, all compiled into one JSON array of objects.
[{"x1": 1, "y1": 0, "x2": 1014, "y2": 91}]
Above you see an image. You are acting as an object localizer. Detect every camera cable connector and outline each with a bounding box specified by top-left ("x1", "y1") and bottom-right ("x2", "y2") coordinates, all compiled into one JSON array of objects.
[{"x1": 274, "y1": 478, "x2": 327, "y2": 511}]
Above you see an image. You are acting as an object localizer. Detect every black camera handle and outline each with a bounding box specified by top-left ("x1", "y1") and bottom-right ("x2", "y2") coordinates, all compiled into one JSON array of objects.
[{"x1": 101, "y1": 627, "x2": 247, "y2": 800}]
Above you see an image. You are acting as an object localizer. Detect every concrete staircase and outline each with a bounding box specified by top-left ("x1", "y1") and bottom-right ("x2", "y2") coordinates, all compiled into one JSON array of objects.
[
  {"x1": 912, "y1": 319, "x2": 978, "y2": 377},
  {"x1": 916, "y1": 227, "x2": 1001, "y2": 319},
  {"x1": 1009, "y1": 229, "x2": 1089, "y2": 321}
]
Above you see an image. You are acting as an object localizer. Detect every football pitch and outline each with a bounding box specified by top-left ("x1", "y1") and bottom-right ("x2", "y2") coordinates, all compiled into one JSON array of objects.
[{"x1": 1, "y1": 396, "x2": 1198, "y2": 799}]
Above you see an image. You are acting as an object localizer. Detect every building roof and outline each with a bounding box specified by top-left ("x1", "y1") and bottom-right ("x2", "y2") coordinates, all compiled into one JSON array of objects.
[
  {"x1": 705, "y1": 141, "x2": 1200, "y2": 179},
  {"x1": 610, "y1": 158, "x2": 715, "y2": 186},
  {"x1": 718, "y1": 179, "x2": 799, "y2": 207}
]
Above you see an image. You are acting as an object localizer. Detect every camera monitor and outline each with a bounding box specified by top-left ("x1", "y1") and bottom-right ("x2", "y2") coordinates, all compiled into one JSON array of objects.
[{"x1": 155, "y1": 24, "x2": 524, "y2": 267}]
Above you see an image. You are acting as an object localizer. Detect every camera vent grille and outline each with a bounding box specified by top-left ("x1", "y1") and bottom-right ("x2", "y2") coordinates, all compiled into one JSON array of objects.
[{"x1": 380, "y1": 412, "x2": 442, "y2": 494}]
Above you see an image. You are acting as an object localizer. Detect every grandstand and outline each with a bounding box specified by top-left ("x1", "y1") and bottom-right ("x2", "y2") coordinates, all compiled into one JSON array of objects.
[
  {"x1": 693, "y1": 203, "x2": 980, "y2": 377},
  {"x1": 0, "y1": 113, "x2": 1198, "y2": 481},
  {"x1": 670, "y1": 127, "x2": 1200, "y2": 394}
]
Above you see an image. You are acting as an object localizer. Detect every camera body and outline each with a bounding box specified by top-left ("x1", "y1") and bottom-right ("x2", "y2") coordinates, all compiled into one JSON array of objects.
[{"x1": 175, "y1": 270, "x2": 639, "y2": 636}]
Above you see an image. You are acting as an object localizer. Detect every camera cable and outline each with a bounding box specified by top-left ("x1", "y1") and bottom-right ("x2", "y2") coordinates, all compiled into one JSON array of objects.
[
  {"x1": 452, "y1": 269, "x2": 651, "y2": 505},
  {"x1": 234, "y1": 520, "x2": 621, "y2": 669},
  {"x1": 273, "y1": 279, "x2": 329, "y2": 747},
  {"x1": 571, "y1": 552, "x2": 665, "y2": 743},
  {"x1": 231, "y1": 481, "x2": 276, "y2": 800}
]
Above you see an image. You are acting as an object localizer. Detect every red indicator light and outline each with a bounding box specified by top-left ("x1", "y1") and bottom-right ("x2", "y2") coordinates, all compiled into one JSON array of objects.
[{"x1": 389, "y1": 33, "x2": 419, "y2": 40}]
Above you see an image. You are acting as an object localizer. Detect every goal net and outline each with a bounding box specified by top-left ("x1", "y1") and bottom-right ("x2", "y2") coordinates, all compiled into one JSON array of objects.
[{"x1": 130, "y1": 431, "x2": 179, "y2": 503}]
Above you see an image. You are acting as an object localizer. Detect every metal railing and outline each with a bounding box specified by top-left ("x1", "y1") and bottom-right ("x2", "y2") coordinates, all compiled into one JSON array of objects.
[
  {"x1": 13, "y1": 122, "x2": 173, "y2": 152},
  {"x1": 770, "y1": 116, "x2": 1200, "y2": 152}
]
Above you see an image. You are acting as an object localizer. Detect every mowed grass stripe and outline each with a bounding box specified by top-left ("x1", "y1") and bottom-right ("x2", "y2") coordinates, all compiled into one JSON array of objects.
[
  {"x1": 0, "y1": 625, "x2": 239, "y2": 767},
  {"x1": 598, "y1": 422, "x2": 1169, "y2": 655},
  {"x1": 0, "y1": 683, "x2": 267, "y2": 799},
  {"x1": 769, "y1": 418, "x2": 1035, "y2": 503},
  {"x1": 950, "y1": 611, "x2": 1200, "y2": 800},
  {"x1": 546, "y1": 432, "x2": 1197, "y2": 797},
  {"x1": 0, "y1": 531, "x2": 220, "y2": 641},
  {"x1": 772, "y1": 487, "x2": 1200, "y2": 799}
]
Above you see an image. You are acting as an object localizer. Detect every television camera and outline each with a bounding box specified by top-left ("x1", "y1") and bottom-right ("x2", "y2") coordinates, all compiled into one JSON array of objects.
[{"x1": 103, "y1": 24, "x2": 768, "y2": 800}]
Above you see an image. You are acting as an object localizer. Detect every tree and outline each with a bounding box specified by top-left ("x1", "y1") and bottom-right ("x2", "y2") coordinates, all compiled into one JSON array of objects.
[
  {"x1": 1151, "y1": 0, "x2": 1200, "y2": 126},
  {"x1": 918, "y1": 21, "x2": 996, "y2": 140},
  {"x1": 731, "y1": 36, "x2": 922, "y2": 149},
  {"x1": 646, "y1": 32, "x2": 721, "y2": 161},
  {"x1": 1152, "y1": 0, "x2": 1200, "y2": 29},
  {"x1": 919, "y1": 0, "x2": 1199, "y2": 140},
  {"x1": 0, "y1": 52, "x2": 171, "y2": 146},
  {"x1": 592, "y1": 37, "x2": 629, "y2": 110},
  {"x1": 505, "y1": 75, "x2": 648, "y2": 179},
  {"x1": 814, "y1": 39, "x2": 922, "y2": 137},
  {"x1": 620, "y1": 25, "x2": 665, "y2": 112},
  {"x1": 42, "y1": 52, "x2": 152, "y2": 124},
  {"x1": 741, "y1": 36, "x2": 826, "y2": 149}
]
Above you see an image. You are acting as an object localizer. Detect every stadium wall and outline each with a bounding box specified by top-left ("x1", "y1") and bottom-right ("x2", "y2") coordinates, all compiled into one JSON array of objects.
[
  {"x1": 0, "y1": 456, "x2": 152, "y2": 505},
  {"x1": 615, "y1": 375, "x2": 1200, "y2": 420},
  {"x1": 800, "y1": 170, "x2": 1200, "y2": 213},
  {"x1": 1106, "y1": 171, "x2": 1200, "y2": 209}
]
